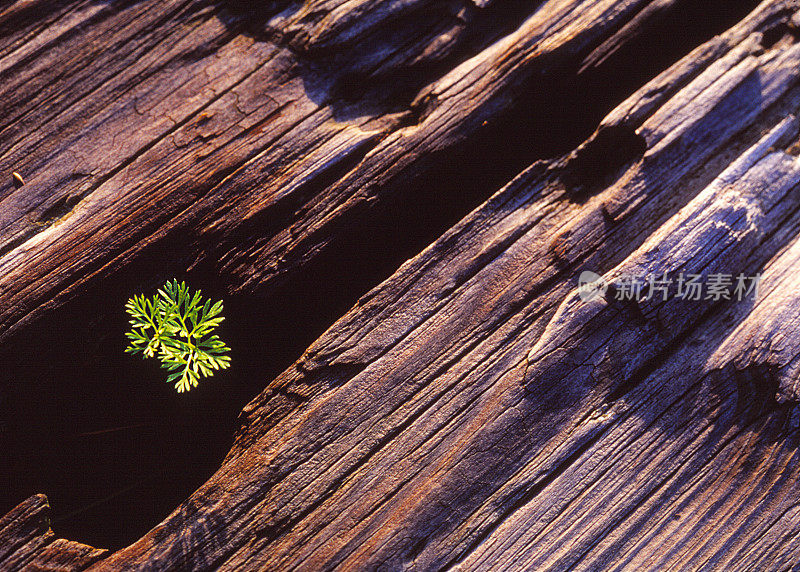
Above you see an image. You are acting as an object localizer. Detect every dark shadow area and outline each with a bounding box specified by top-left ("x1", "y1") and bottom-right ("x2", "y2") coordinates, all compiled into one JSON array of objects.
[
  {"x1": 0, "y1": 275, "x2": 245, "y2": 550},
  {"x1": 0, "y1": 0, "x2": 763, "y2": 553},
  {"x1": 560, "y1": 124, "x2": 649, "y2": 197}
]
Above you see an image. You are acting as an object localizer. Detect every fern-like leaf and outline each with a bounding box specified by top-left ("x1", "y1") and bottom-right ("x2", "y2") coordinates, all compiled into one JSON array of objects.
[{"x1": 124, "y1": 280, "x2": 231, "y2": 392}]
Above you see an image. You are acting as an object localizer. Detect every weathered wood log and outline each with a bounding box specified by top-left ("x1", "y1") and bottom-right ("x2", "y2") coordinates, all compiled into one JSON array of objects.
[
  {"x1": 0, "y1": 495, "x2": 107, "y2": 570},
  {"x1": 2, "y1": 1, "x2": 746, "y2": 550},
  {"x1": 4, "y1": 0, "x2": 800, "y2": 569}
]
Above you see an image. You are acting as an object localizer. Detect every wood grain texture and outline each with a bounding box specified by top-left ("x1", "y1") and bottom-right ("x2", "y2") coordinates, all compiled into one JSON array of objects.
[
  {"x1": 0, "y1": 495, "x2": 107, "y2": 571},
  {"x1": 5, "y1": 0, "x2": 800, "y2": 569},
  {"x1": 0, "y1": 0, "x2": 729, "y2": 341}
]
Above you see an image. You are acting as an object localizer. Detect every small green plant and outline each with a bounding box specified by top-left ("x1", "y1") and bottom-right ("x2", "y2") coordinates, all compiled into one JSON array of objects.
[{"x1": 125, "y1": 279, "x2": 231, "y2": 392}]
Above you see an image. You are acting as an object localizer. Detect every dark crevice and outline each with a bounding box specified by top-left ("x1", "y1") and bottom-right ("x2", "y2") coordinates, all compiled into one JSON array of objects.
[
  {"x1": 221, "y1": 0, "x2": 297, "y2": 33},
  {"x1": 760, "y1": 20, "x2": 800, "y2": 50},
  {"x1": 561, "y1": 125, "x2": 648, "y2": 198},
  {"x1": 37, "y1": 191, "x2": 83, "y2": 224}
]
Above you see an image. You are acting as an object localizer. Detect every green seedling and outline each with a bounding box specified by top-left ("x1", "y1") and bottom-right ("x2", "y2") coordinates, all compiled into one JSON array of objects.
[{"x1": 125, "y1": 279, "x2": 231, "y2": 392}]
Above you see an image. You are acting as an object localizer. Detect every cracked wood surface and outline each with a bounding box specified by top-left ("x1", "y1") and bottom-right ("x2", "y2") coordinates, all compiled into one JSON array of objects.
[
  {"x1": 0, "y1": 0, "x2": 674, "y2": 341},
  {"x1": 4, "y1": 0, "x2": 800, "y2": 570},
  {"x1": 0, "y1": 495, "x2": 107, "y2": 570}
]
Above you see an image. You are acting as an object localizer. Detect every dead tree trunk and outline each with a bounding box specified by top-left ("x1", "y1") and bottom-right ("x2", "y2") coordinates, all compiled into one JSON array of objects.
[{"x1": 3, "y1": 0, "x2": 800, "y2": 569}]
